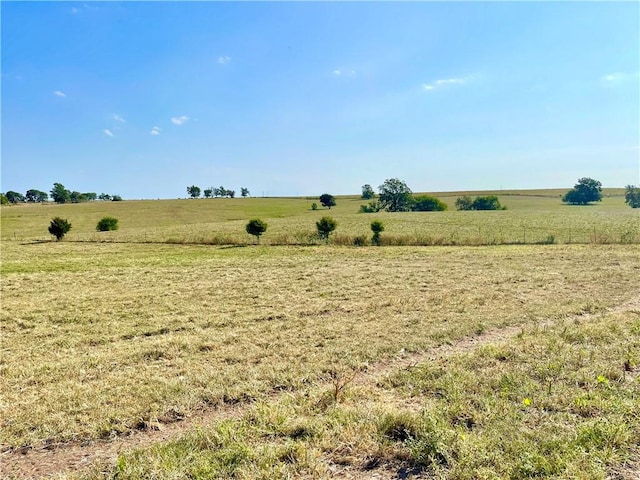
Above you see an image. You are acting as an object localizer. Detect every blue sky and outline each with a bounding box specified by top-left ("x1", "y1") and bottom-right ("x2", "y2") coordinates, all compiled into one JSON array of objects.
[{"x1": 2, "y1": 1, "x2": 638, "y2": 199}]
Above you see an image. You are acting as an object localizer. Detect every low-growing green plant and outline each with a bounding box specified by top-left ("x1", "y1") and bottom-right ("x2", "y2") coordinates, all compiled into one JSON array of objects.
[
  {"x1": 245, "y1": 218, "x2": 268, "y2": 243},
  {"x1": 316, "y1": 216, "x2": 337, "y2": 243},
  {"x1": 359, "y1": 200, "x2": 381, "y2": 213},
  {"x1": 311, "y1": 202, "x2": 318, "y2": 211},
  {"x1": 48, "y1": 217, "x2": 72, "y2": 241},
  {"x1": 96, "y1": 217, "x2": 119, "y2": 232}
]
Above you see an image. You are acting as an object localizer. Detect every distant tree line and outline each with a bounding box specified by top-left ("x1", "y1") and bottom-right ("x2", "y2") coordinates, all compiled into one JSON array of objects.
[
  {"x1": 187, "y1": 185, "x2": 250, "y2": 199},
  {"x1": 1, "y1": 183, "x2": 122, "y2": 204}
]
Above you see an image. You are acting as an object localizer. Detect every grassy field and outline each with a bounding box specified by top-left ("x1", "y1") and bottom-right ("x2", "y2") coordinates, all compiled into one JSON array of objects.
[
  {"x1": 1, "y1": 188, "x2": 637, "y2": 245},
  {"x1": 1, "y1": 190, "x2": 639, "y2": 478}
]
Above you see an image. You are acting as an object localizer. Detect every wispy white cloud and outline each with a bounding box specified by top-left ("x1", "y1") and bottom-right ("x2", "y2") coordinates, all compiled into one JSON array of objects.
[
  {"x1": 53, "y1": 90, "x2": 66, "y2": 97},
  {"x1": 332, "y1": 68, "x2": 356, "y2": 77},
  {"x1": 601, "y1": 71, "x2": 639, "y2": 84},
  {"x1": 112, "y1": 114, "x2": 125, "y2": 123},
  {"x1": 103, "y1": 129, "x2": 114, "y2": 137},
  {"x1": 218, "y1": 56, "x2": 231, "y2": 65},
  {"x1": 150, "y1": 126, "x2": 161, "y2": 136},
  {"x1": 422, "y1": 76, "x2": 471, "y2": 92},
  {"x1": 171, "y1": 115, "x2": 189, "y2": 125}
]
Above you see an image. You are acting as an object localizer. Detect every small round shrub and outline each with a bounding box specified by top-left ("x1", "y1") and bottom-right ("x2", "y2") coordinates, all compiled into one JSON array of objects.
[
  {"x1": 316, "y1": 216, "x2": 337, "y2": 243},
  {"x1": 371, "y1": 220, "x2": 385, "y2": 246},
  {"x1": 96, "y1": 216, "x2": 119, "y2": 232},
  {"x1": 246, "y1": 218, "x2": 268, "y2": 243},
  {"x1": 48, "y1": 217, "x2": 72, "y2": 241}
]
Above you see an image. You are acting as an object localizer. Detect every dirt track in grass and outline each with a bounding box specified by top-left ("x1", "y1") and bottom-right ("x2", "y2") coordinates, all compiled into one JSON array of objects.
[{"x1": 3, "y1": 294, "x2": 639, "y2": 479}]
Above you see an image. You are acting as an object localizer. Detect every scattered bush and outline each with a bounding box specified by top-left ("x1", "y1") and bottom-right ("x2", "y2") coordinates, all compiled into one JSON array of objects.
[
  {"x1": 112, "y1": 195, "x2": 123, "y2": 201},
  {"x1": 361, "y1": 184, "x2": 375, "y2": 199},
  {"x1": 316, "y1": 216, "x2": 337, "y2": 243},
  {"x1": 411, "y1": 195, "x2": 448, "y2": 211},
  {"x1": 96, "y1": 217, "x2": 119, "y2": 232},
  {"x1": 371, "y1": 220, "x2": 385, "y2": 246},
  {"x1": 246, "y1": 218, "x2": 268, "y2": 243},
  {"x1": 359, "y1": 200, "x2": 381, "y2": 213},
  {"x1": 48, "y1": 217, "x2": 72, "y2": 241},
  {"x1": 311, "y1": 202, "x2": 318, "y2": 211},
  {"x1": 625, "y1": 185, "x2": 640, "y2": 208},
  {"x1": 455, "y1": 196, "x2": 473, "y2": 211},
  {"x1": 456, "y1": 195, "x2": 506, "y2": 211},
  {"x1": 472, "y1": 195, "x2": 506, "y2": 210}
]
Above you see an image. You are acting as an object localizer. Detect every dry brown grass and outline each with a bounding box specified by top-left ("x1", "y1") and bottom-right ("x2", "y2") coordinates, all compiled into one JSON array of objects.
[{"x1": 1, "y1": 241, "x2": 639, "y2": 450}]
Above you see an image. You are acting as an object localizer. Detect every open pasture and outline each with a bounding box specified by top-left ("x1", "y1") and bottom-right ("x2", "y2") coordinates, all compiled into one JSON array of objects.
[
  {"x1": 1, "y1": 190, "x2": 639, "y2": 478},
  {"x1": 0, "y1": 188, "x2": 637, "y2": 245}
]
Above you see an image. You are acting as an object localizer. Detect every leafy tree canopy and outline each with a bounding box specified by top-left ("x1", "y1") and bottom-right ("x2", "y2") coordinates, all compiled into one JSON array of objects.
[
  {"x1": 187, "y1": 185, "x2": 201, "y2": 198},
  {"x1": 26, "y1": 189, "x2": 49, "y2": 202},
  {"x1": 50, "y1": 183, "x2": 71, "y2": 204},
  {"x1": 5, "y1": 191, "x2": 25, "y2": 203},
  {"x1": 319, "y1": 193, "x2": 336, "y2": 209},
  {"x1": 562, "y1": 177, "x2": 602, "y2": 205},
  {"x1": 378, "y1": 178, "x2": 413, "y2": 212}
]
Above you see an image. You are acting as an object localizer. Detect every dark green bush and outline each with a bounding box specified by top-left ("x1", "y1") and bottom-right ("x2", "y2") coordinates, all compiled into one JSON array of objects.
[
  {"x1": 48, "y1": 217, "x2": 72, "y2": 241},
  {"x1": 246, "y1": 218, "x2": 268, "y2": 243},
  {"x1": 412, "y1": 195, "x2": 448, "y2": 211},
  {"x1": 96, "y1": 217, "x2": 119, "y2": 232},
  {"x1": 316, "y1": 216, "x2": 337, "y2": 243},
  {"x1": 371, "y1": 220, "x2": 385, "y2": 246}
]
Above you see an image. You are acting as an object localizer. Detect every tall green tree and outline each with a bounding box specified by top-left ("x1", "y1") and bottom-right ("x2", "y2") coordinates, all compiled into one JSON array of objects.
[
  {"x1": 241, "y1": 187, "x2": 250, "y2": 197},
  {"x1": 187, "y1": 185, "x2": 201, "y2": 198},
  {"x1": 378, "y1": 178, "x2": 413, "y2": 212},
  {"x1": 562, "y1": 177, "x2": 602, "y2": 205},
  {"x1": 50, "y1": 183, "x2": 71, "y2": 204},
  {"x1": 5, "y1": 191, "x2": 25, "y2": 203},
  {"x1": 26, "y1": 189, "x2": 49, "y2": 202}
]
